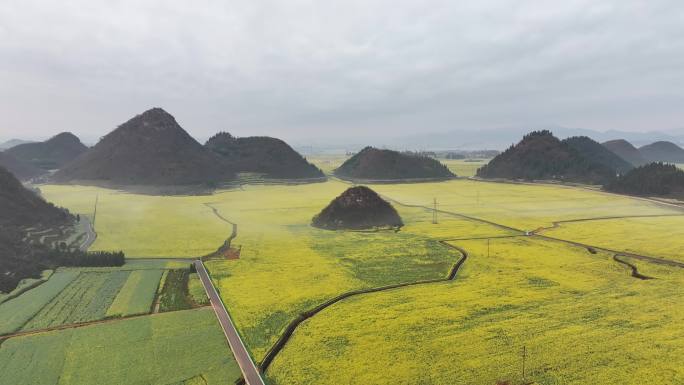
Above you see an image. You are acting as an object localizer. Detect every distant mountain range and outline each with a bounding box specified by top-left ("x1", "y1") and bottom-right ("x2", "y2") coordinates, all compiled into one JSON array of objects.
[
  {"x1": 0, "y1": 139, "x2": 34, "y2": 150},
  {"x1": 294, "y1": 126, "x2": 684, "y2": 153}
]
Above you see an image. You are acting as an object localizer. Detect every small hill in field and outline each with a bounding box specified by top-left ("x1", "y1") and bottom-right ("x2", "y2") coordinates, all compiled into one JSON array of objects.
[
  {"x1": 0, "y1": 139, "x2": 34, "y2": 150},
  {"x1": 605, "y1": 162, "x2": 684, "y2": 198},
  {"x1": 0, "y1": 152, "x2": 45, "y2": 180},
  {"x1": 602, "y1": 139, "x2": 648, "y2": 166},
  {"x1": 53, "y1": 108, "x2": 234, "y2": 186},
  {"x1": 205, "y1": 132, "x2": 324, "y2": 179},
  {"x1": 312, "y1": 186, "x2": 403, "y2": 230},
  {"x1": 476, "y1": 130, "x2": 618, "y2": 184},
  {"x1": 0, "y1": 166, "x2": 74, "y2": 292},
  {"x1": 334, "y1": 147, "x2": 454, "y2": 181},
  {"x1": 563, "y1": 136, "x2": 633, "y2": 175},
  {"x1": 5, "y1": 132, "x2": 88, "y2": 170},
  {"x1": 639, "y1": 141, "x2": 684, "y2": 163}
]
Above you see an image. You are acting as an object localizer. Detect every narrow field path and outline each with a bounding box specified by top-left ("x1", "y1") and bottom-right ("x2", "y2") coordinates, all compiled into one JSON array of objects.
[
  {"x1": 0, "y1": 306, "x2": 211, "y2": 341},
  {"x1": 195, "y1": 260, "x2": 265, "y2": 385}
]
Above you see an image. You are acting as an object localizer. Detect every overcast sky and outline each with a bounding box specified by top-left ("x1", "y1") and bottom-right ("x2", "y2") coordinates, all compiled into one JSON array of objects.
[{"x1": 1, "y1": 0, "x2": 683, "y2": 143}]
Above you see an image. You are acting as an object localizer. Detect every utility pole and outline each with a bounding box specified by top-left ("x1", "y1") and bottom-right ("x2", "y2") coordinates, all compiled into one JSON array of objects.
[
  {"x1": 432, "y1": 198, "x2": 438, "y2": 224},
  {"x1": 521, "y1": 345, "x2": 527, "y2": 383},
  {"x1": 92, "y1": 194, "x2": 99, "y2": 226}
]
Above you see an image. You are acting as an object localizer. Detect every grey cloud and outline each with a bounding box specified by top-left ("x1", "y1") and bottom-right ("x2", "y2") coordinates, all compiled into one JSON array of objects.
[{"x1": 0, "y1": 0, "x2": 683, "y2": 144}]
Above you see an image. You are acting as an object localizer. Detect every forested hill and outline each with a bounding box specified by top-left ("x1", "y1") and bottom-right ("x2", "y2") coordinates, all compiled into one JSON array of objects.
[
  {"x1": 604, "y1": 162, "x2": 684, "y2": 198},
  {"x1": 564, "y1": 136, "x2": 633, "y2": 175},
  {"x1": 602, "y1": 139, "x2": 648, "y2": 166},
  {"x1": 5, "y1": 132, "x2": 88, "y2": 170},
  {"x1": 334, "y1": 147, "x2": 454, "y2": 181},
  {"x1": 476, "y1": 130, "x2": 619, "y2": 184},
  {"x1": 53, "y1": 108, "x2": 234, "y2": 186},
  {"x1": 205, "y1": 132, "x2": 324, "y2": 179}
]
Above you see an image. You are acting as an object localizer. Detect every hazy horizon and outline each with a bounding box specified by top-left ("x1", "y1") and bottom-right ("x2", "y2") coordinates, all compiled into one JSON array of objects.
[{"x1": 1, "y1": 1, "x2": 683, "y2": 144}]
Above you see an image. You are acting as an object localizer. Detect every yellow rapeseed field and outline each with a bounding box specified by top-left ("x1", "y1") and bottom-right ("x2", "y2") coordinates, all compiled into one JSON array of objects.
[
  {"x1": 40, "y1": 179, "x2": 684, "y2": 384},
  {"x1": 540, "y1": 215, "x2": 684, "y2": 262},
  {"x1": 267, "y1": 237, "x2": 684, "y2": 385}
]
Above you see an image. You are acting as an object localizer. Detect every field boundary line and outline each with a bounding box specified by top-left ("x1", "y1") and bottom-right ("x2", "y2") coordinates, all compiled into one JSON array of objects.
[{"x1": 0, "y1": 306, "x2": 211, "y2": 340}]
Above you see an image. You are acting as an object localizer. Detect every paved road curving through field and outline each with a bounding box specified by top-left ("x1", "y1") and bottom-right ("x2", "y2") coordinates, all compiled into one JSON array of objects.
[{"x1": 78, "y1": 216, "x2": 97, "y2": 251}]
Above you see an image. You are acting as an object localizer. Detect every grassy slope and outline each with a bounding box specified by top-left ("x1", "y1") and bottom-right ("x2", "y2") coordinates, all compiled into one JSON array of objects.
[{"x1": 0, "y1": 308, "x2": 241, "y2": 385}]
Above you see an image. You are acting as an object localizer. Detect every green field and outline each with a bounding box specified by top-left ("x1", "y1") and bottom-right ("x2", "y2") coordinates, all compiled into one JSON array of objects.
[
  {"x1": 106, "y1": 269, "x2": 164, "y2": 317},
  {"x1": 0, "y1": 261, "x2": 190, "y2": 336},
  {"x1": 0, "y1": 308, "x2": 241, "y2": 385},
  {"x1": 37, "y1": 179, "x2": 684, "y2": 384},
  {"x1": 0, "y1": 271, "x2": 79, "y2": 335},
  {"x1": 22, "y1": 271, "x2": 130, "y2": 331}
]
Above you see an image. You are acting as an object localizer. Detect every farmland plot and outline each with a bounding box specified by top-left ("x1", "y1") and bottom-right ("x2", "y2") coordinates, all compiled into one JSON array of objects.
[
  {"x1": 106, "y1": 269, "x2": 164, "y2": 317},
  {"x1": 22, "y1": 271, "x2": 130, "y2": 331},
  {"x1": 0, "y1": 271, "x2": 79, "y2": 335},
  {"x1": 0, "y1": 308, "x2": 241, "y2": 385}
]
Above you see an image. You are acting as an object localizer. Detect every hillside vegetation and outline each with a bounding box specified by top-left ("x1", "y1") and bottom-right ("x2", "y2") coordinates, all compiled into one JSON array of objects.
[
  {"x1": 0, "y1": 166, "x2": 123, "y2": 293},
  {"x1": 0, "y1": 152, "x2": 45, "y2": 180},
  {"x1": 602, "y1": 139, "x2": 648, "y2": 166},
  {"x1": 605, "y1": 162, "x2": 684, "y2": 198},
  {"x1": 334, "y1": 147, "x2": 454, "y2": 181},
  {"x1": 312, "y1": 186, "x2": 403, "y2": 230},
  {"x1": 53, "y1": 108, "x2": 234, "y2": 186},
  {"x1": 5, "y1": 132, "x2": 87, "y2": 170},
  {"x1": 205, "y1": 132, "x2": 323, "y2": 179},
  {"x1": 639, "y1": 141, "x2": 684, "y2": 163},
  {"x1": 477, "y1": 131, "x2": 624, "y2": 183}
]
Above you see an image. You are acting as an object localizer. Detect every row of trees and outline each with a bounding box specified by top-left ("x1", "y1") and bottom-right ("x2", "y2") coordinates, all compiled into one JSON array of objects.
[{"x1": 47, "y1": 244, "x2": 125, "y2": 267}]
